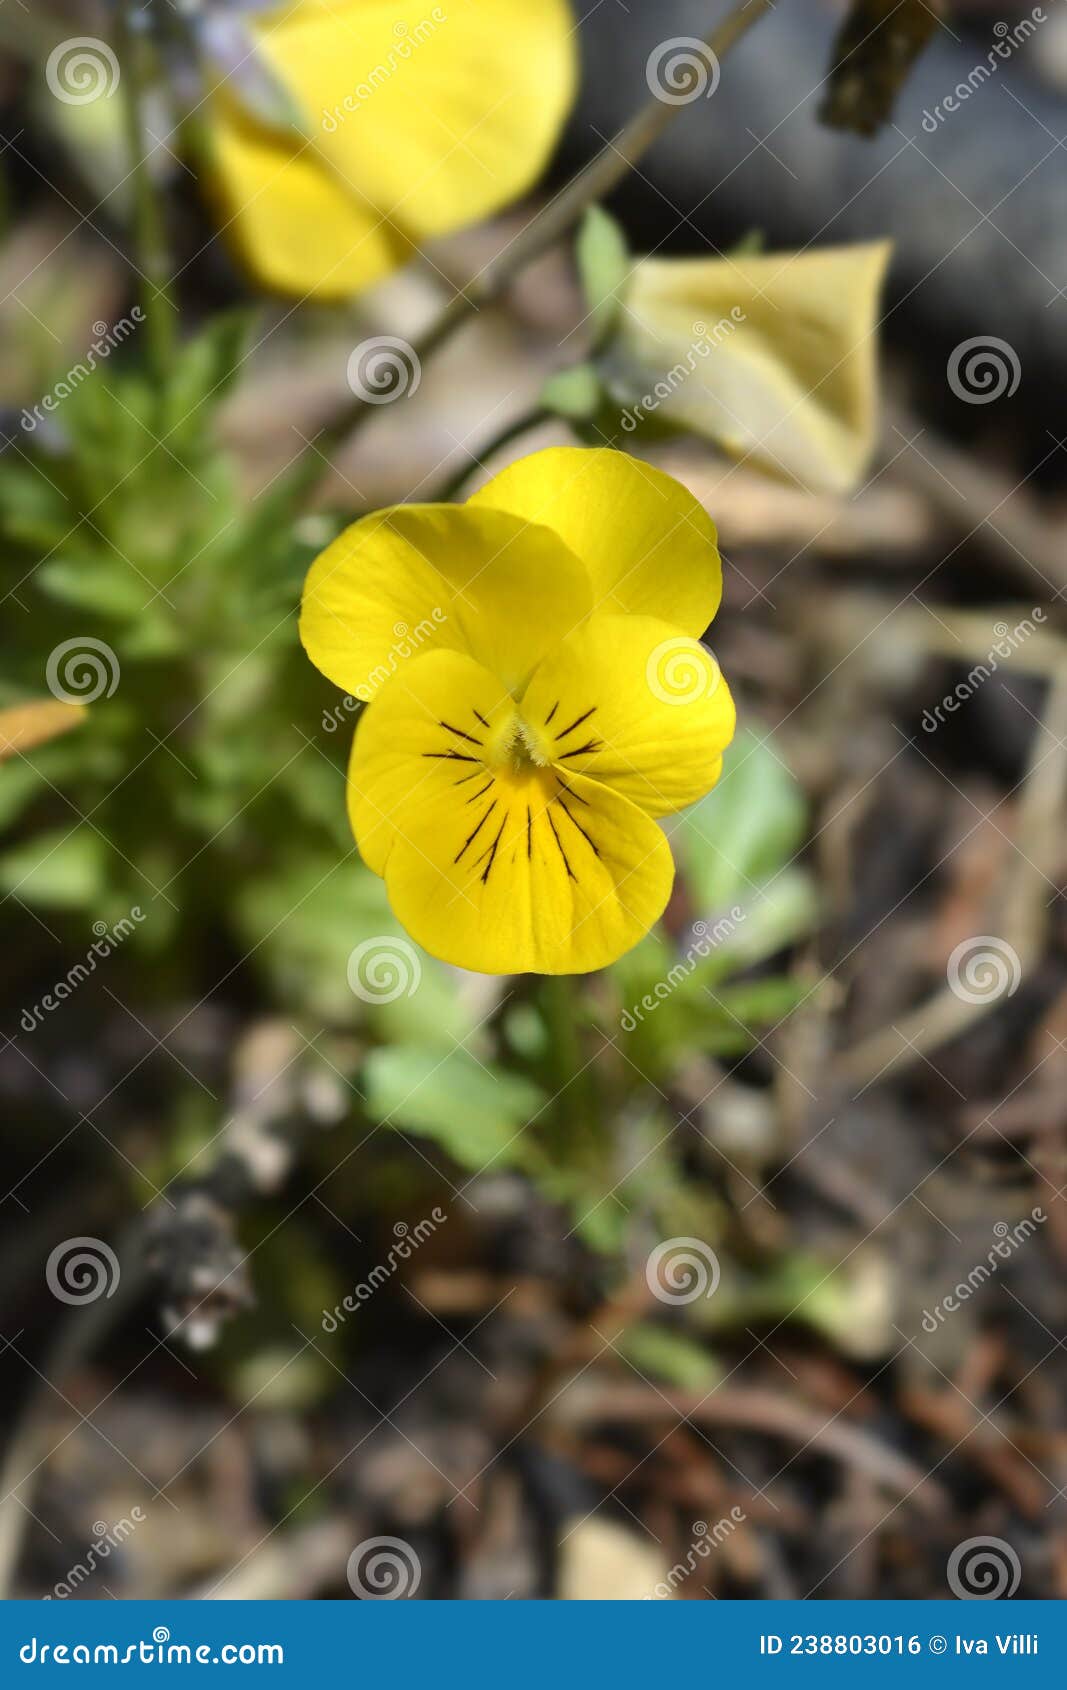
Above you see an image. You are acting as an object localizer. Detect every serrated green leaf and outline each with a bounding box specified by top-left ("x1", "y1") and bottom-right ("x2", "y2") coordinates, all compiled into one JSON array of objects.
[
  {"x1": 0, "y1": 826, "x2": 106, "y2": 908},
  {"x1": 669, "y1": 729, "x2": 808, "y2": 907},
  {"x1": 363, "y1": 1044, "x2": 545, "y2": 1173}
]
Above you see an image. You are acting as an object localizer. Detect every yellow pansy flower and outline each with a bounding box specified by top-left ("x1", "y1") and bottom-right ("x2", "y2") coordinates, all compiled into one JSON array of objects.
[
  {"x1": 300, "y1": 448, "x2": 736, "y2": 975},
  {"x1": 204, "y1": 0, "x2": 577, "y2": 299},
  {"x1": 619, "y1": 242, "x2": 892, "y2": 494}
]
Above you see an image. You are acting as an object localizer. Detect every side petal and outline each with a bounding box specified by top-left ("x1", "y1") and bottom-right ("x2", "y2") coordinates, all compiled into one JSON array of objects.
[
  {"x1": 470, "y1": 446, "x2": 722, "y2": 637},
  {"x1": 620, "y1": 242, "x2": 892, "y2": 494},
  {"x1": 349, "y1": 649, "x2": 673, "y2": 975},
  {"x1": 300, "y1": 504, "x2": 592, "y2": 702},
  {"x1": 521, "y1": 614, "x2": 736, "y2": 818}
]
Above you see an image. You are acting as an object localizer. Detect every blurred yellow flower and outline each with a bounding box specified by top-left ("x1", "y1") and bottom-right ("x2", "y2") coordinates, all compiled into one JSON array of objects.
[
  {"x1": 300, "y1": 448, "x2": 735, "y2": 975},
  {"x1": 205, "y1": 0, "x2": 577, "y2": 298},
  {"x1": 0, "y1": 699, "x2": 85, "y2": 763},
  {"x1": 618, "y1": 242, "x2": 892, "y2": 494}
]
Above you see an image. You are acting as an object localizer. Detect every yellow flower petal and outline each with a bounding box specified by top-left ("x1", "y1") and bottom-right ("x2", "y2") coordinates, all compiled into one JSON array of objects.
[
  {"x1": 0, "y1": 699, "x2": 86, "y2": 762},
  {"x1": 620, "y1": 242, "x2": 892, "y2": 494},
  {"x1": 350, "y1": 648, "x2": 673, "y2": 974},
  {"x1": 521, "y1": 614, "x2": 735, "y2": 818},
  {"x1": 300, "y1": 504, "x2": 592, "y2": 703},
  {"x1": 206, "y1": 0, "x2": 577, "y2": 299},
  {"x1": 206, "y1": 88, "x2": 412, "y2": 299},
  {"x1": 470, "y1": 446, "x2": 722, "y2": 637}
]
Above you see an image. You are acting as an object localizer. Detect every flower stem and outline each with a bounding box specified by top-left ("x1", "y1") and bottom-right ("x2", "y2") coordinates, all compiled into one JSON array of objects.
[
  {"x1": 118, "y1": 4, "x2": 176, "y2": 383},
  {"x1": 541, "y1": 974, "x2": 587, "y2": 1142},
  {"x1": 309, "y1": 0, "x2": 777, "y2": 483},
  {"x1": 436, "y1": 406, "x2": 549, "y2": 503}
]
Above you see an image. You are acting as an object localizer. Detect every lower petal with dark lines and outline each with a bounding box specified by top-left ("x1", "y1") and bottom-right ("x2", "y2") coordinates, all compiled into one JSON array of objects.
[
  {"x1": 383, "y1": 764, "x2": 673, "y2": 975},
  {"x1": 347, "y1": 646, "x2": 674, "y2": 973}
]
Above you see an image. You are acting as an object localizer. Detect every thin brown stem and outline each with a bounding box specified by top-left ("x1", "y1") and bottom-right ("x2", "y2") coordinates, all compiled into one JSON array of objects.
[{"x1": 310, "y1": 0, "x2": 777, "y2": 485}]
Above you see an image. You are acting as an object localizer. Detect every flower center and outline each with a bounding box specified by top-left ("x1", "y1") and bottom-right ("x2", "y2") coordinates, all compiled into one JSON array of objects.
[{"x1": 485, "y1": 708, "x2": 551, "y2": 774}]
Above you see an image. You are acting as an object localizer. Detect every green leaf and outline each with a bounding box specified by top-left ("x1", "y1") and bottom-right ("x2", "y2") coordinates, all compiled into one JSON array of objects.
[
  {"x1": 669, "y1": 729, "x2": 808, "y2": 908},
  {"x1": 576, "y1": 206, "x2": 630, "y2": 345},
  {"x1": 37, "y1": 553, "x2": 155, "y2": 620},
  {"x1": 540, "y1": 364, "x2": 603, "y2": 421},
  {"x1": 0, "y1": 826, "x2": 107, "y2": 908},
  {"x1": 363, "y1": 1044, "x2": 546, "y2": 1173},
  {"x1": 618, "y1": 1323, "x2": 720, "y2": 1389},
  {"x1": 162, "y1": 311, "x2": 255, "y2": 433}
]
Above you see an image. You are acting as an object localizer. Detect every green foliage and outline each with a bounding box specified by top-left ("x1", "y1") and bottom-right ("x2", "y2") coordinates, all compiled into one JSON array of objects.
[
  {"x1": 363, "y1": 1045, "x2": 546, "y2": 1174},
  {"x1": 575, "y1": 206, "x2": 630, "y2": 346},
  {"x1": 2, "y1": 314, "x2": 821, "y2": 1344}
]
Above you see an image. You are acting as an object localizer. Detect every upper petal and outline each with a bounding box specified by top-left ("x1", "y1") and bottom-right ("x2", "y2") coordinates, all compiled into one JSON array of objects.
[
  {"x1": 620, "y1": 242, "x2": 892, "y2": 494},
  {"x1": 300, "y1": 503, "x2": 592, "y2": 703},
  {"x1": 349, "y1": 648, "x2": 673, "y2": 975},
  {"x1": 206, "y1": 0, "x2": 577, "y2": 297},
  {"x1": 470, "y1": 446, "x2": 722, "y2": 637},
  {"x1": 521, "y1": 613, "x2": 736, "y2": 818}
]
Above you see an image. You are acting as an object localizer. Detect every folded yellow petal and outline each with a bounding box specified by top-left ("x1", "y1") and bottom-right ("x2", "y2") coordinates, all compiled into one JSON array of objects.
[
  {"x1": 206, "y1": 87, "x2": 413, "y2": 299},
  {"x1": 0, "y1": 699, "x2": 86, "y2": 762},
  {"x1": 205, "y1": 0, "x2": 577, "y2": 298},
  {"x1": 300, "y1": 503, "x2": 592, "y2": 703},
  {"x1": 471, "y1": 446, "x2": 722, "y2": 637},
  {"x1": 349, "y1": 647, "x2": 673, "y2": 973},
  {"x1": 521, "y1": 613, "x2": 735, "y2": 818},
  {"x1": 620, "y1": 242, "x2": 892, "y2": 495}
]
